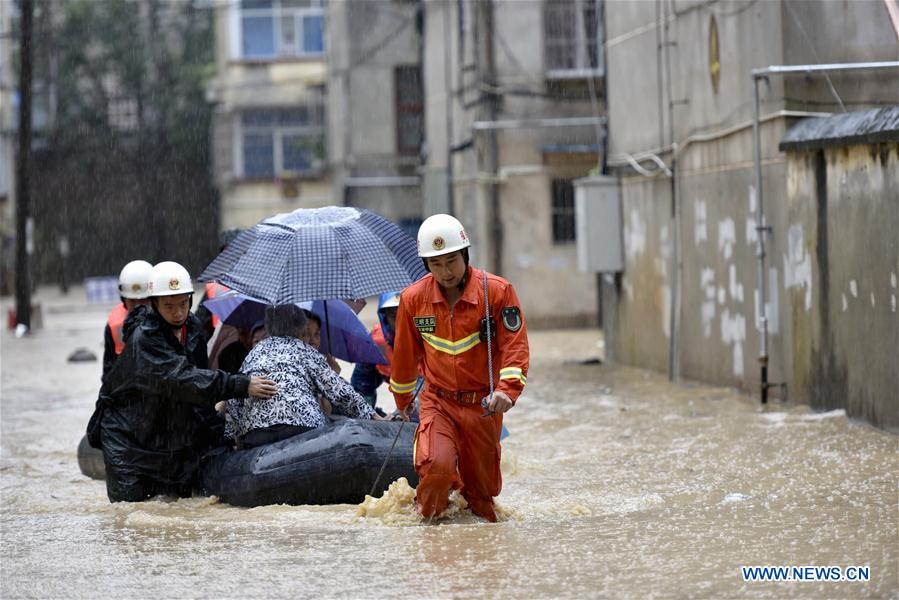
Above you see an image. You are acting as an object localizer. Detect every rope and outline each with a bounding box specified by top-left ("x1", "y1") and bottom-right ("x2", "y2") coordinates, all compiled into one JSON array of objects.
[
  {"x1": 369, "y1": 379, "x2": 423, "y2": 498},
  {"x1": 483, "y1": 268, "x2": 494, "y2": 409}
]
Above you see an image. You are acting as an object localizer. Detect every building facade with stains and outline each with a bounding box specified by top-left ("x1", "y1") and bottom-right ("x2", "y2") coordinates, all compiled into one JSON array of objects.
[
  {"x1": 602, "y1": 0, "x2": 898, "y2": 427},
  {"x1": 421, "y1": 0, "x2": 607, "y2": 328},
  {"x1": 208, "y1": 0, "x2": 424, "y2": 233},
  {"x1": 207, "y1": 0, "x2": 332, "y2": 228}
]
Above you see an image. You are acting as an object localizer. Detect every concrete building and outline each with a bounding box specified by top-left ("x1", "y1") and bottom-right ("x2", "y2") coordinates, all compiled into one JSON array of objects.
[
  {"x1": 600, "y1": 0, "x2": 899, "y2": 427},
  {"x1": 207, "y1": 0, "x2": 331, "y2": 229},
  {"x1": 326, "y1": 0, "x2": 424, "y2": 235},
  {"x1": 421, "y1": 0, "x2": 607, "y2": 328},
  {"x1": 208, "y1": 0, "x2": 607, "y2": 328},
  {"x1": 208, "y1": 0, "x2": 424, "y2": 234}
]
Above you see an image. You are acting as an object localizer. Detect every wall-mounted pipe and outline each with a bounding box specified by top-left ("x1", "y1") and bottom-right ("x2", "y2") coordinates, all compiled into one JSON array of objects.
[
  {"x1": 471, "y1": 116, "x2": 607, "y2": 130},
  {"x1": 343, "y1": 176, "x2": 421, "y2": 187},
  {"x1": 607, "y1": 109, "x2": 833, "y2": 175}
]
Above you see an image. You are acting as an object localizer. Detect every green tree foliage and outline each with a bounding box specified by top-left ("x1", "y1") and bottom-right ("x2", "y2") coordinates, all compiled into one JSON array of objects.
[
  {"x1": 43, "y1": 0, "x2": 215, "y2": 163},
  {"x1": 30, "y1": 0, "x2": 220, "y2": 281}
]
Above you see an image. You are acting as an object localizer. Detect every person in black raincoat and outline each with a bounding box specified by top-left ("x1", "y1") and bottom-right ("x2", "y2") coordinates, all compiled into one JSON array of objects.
[{"x1": 90, "y1": 261, "x2": 277, "y2": 503}]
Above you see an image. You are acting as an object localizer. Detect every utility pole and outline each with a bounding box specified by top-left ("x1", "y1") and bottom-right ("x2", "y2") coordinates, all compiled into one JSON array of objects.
[
  {"x1": 443, "y1": 0, "x2": 455, "y2": 216},
  {"x1": 15, "y1": 0, "x2": 34, "y2": 331},
  {"x1": 474, "y1": 0, "x2": 502, "y2": 275}
]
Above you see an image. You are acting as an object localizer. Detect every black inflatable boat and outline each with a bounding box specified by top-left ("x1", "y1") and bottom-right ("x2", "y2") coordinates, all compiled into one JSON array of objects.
[{"x1": 77, "y1": 418, "x2": 418, "y2": 507}]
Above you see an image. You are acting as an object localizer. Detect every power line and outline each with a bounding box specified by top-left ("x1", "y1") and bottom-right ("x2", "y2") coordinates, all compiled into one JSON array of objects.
[{"x1": 783, "y1": 0, "x2": 847, "y2": 113}]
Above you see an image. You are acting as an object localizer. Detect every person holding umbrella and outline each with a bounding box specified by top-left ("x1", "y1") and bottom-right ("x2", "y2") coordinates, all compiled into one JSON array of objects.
[
  {"x1": 93, "y1": 261, "x2": 278, "y2": 502},
  {"x1": 389, "y1": 215, "x2": 529, "y2": 522}
]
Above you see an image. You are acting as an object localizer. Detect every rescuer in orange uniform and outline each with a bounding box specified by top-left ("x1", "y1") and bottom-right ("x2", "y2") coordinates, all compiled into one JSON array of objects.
[
  {"x1": 102, "y1": 260, "x2": 153, "y2": 378},
  {"x1": 390, "y1": 214, "x2": 529, "y2": 522}
]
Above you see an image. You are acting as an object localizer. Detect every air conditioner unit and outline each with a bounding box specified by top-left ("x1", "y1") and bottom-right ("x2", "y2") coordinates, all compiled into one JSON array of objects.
[{"x1": 574, "y1": 175, "x2": 623, "y2": 273}]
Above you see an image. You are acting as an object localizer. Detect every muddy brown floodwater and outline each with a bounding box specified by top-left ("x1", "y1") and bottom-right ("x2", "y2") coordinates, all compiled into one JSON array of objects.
[{"x1": 1, "y1": 292, "x2": 896, "y2": 598}]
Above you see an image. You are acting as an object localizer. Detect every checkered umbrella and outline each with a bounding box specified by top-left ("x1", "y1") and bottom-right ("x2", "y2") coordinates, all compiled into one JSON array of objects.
[{"x1": 198, "y1": 206, "x2": 426, "y2": 304}]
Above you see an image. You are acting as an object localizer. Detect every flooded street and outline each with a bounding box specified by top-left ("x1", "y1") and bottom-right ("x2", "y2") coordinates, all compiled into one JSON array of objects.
[{"x1": 1, "y1": 289, "x2": 897, "y2": 598}]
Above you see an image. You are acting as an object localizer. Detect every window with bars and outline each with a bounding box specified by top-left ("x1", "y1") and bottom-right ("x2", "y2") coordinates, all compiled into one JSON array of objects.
[
  {"x1": 241, "y1": 0, "x2": 325, "y2": 59},
  {"x1": 551, "y1": 179, "x2": 576, "y2": 244},
  {"x1": 395, "y1": 65, "x2": 423, "y2": 156},
  {"x1": 240, "y1": 107, "x2": 325, "y2": 178},
  {"x1": 544, "y1": 0, "x2": 603, "y2": 78}
]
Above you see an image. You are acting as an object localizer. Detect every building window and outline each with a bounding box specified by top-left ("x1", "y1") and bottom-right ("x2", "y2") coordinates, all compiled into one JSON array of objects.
[
  {"x1": 108, "y1": 96, "x2": 139, "y2": 131},
  {"x1": 398, "y1": 217, "x2": 423, "y2": 240},
  {"x1": 240, "y1": 0, "x2": 324, "y2": 60},
  {"x1": 240, "y1": 107, "x2": 324, "y2": 178},
  {"x1": 395, "y1": 65, "x2": 423, "y2": 156},
  {"x1": 551, "y1": 179, "x2": 576, "y2": 244},
  {"x1": 544, "y1": 0, "x2": 603, "y2": 78}
]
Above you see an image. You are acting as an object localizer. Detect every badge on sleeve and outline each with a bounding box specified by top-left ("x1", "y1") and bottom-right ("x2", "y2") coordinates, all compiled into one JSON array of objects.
[{"x1": 502, "y1": 307, "x2": 522, "y2": 332}]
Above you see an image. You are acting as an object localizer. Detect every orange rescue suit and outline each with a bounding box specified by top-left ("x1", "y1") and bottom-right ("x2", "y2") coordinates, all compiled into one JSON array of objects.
[
  {"x1": 390, "y1": 265, "x2": 529, "y2": 522},
  {"x1": 370, "y1": 323, "x2": 394, "y2": 380},
  {"x1": 205, "y1": 282, "x2": 230, "y2": 328},
  {"x1": 107, "y1": 303, "x2": 129, "y2": 355}
]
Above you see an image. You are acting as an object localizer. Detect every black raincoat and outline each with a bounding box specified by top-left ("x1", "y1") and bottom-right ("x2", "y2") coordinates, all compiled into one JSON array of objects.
[{"x1": 92, "y1": 305, "x2": 250, "y2": 502}]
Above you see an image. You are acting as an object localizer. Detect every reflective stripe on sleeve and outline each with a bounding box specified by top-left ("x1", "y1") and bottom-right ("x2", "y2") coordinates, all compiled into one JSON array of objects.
[
  {"x1": 499, "y1": 366, "x2": 527, "y2": 385},
  {"x1": 389, "y1": 378, "x2": 417, "y2": 394}
]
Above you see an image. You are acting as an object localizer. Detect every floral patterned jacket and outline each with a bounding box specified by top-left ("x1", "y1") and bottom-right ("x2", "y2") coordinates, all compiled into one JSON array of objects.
[{"x1": 223, "y1": 335, "x2": 374, "y2": 440}]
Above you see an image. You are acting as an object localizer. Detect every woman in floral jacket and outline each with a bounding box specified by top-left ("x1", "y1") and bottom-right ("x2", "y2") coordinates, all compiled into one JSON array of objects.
[{"x1": 223, "y1": 304, "x2": 377, "y2": 448}]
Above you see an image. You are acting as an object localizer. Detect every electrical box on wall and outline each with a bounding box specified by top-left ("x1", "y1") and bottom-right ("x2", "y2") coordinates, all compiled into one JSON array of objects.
[{"x1": 574, "y1": 175, "x2": 623, "y2": 273}]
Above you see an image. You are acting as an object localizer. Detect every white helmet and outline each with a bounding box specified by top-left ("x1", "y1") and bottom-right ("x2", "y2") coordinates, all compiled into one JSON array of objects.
[
  {"x1": 417, "y1": 214, "x2": 471, "y2": 258},
  {"x1": 148, "y1": 261, "x2": 194, "y2": 297},
  {"x1": 118, "y1": 260, "x2": 153, "y2": 299}
]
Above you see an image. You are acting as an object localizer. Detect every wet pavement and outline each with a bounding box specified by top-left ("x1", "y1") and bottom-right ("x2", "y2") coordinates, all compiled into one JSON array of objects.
[{"x1": 1, "y1": 286, "x2": 897, "y2": 598}]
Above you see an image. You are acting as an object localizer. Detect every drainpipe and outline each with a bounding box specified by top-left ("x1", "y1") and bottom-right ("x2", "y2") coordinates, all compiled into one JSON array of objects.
[
  {"x1": 443, "y1": 0, "x2": 455, "y2": 215},
  {"x1": 475, "y1": 0, "x2": 502, "y2": 274},
  {"x1": 751, "y1": 74, "x2": 768, "y2": 404},
  {"x1": 662, "y1": 0, "x2": 681, "y2": 382},
  {"x1": 750, "y1": 60, "x2": 899, "y2": 404}
]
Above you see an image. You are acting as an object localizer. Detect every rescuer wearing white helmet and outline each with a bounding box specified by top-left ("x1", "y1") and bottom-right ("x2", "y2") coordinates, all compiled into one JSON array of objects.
[
  {"x1": 90, "y1": 260, "x2": 277, "y2": 503},
  {"x1": 389, "y1": 214, "x2": 530, "y2": 522},
  {"x1": 146, "y1": 260, "x2": 196, "y2": 333},
  {"x1": 102, "y1": 260, "x2": 153, "y2": 378},
  {"x1": 349, "y1": 290, "x2": 404, "y2": 412}
]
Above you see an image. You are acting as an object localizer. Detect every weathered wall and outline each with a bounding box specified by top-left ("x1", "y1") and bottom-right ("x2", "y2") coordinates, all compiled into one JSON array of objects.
[
  {"x1": 345, "y1": 185, "x2": 421, "y2": 227},
  {"x1": 677, "y1": 140, "x2": 791, "y2": 390},
  {"x1": 786, "y1": 144, "x2": 899, "y2": 429},
  {"x1": 219, "y1": 180, "x2": 333, "y2": 230},
  {"x1": 605, "y1": 0, "x2": 790, "y2": 377},
  {"x1": 616, "y1": 175, "x2": 673, "y2": 372},
  {"x1": 419, "y1": 0, "x2": 604, "y2": 328},
  {"x1": 327, "y1": 0, "x2": 422, "y2": 220},
  {"x1": 605, "y1": 0, "x2": 787, "y2": 157},
  {"x1": 497, "y1": 134, "x2": 599, "y2": 328},
  {"x1": 781, "y1": 0, "x2": 899, "y2": 113}
]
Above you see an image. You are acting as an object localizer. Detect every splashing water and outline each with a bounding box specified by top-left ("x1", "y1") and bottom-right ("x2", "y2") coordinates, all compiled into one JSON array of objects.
[{"x1": 356, "y1": 477, "x2": 517, "y2": 525}]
